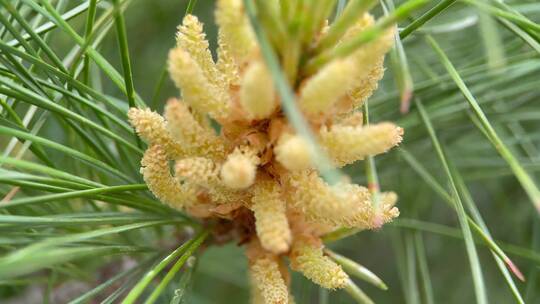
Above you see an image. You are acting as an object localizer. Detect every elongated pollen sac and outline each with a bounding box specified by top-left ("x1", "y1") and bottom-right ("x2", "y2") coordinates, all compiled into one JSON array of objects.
[
  {"x1": 220, "y1": 147, "x2": 259, "y2": 189},
  {"x1": 164, "y1": 99, "x2": 226, "y2": 160},
  {"x1": 284, "y1": 171, "x2": 397, "y2": 228},
  {"x1": 274, "y1": 134, "x2": 313, "y2": 171},
  {"x1": 298, "y1": 58, "x2": 357, "y2": 116},
  {"x1": 240, "y1": 61, "x2": 277, "y2": 120},
  {"x1": 168, "y1": 47, "x2": 231, "y2": 123},
  {"x1": 251, "y1": 180, "x2": 291, "y2": 254},
  {"x1": 129, "y1": 1, "x2": 404, "y2": 302},
  {"x1": 215, "y1": 0, "x2": 256, "y2": 66},
  {"x1": 320, "y1": 123, "x2": 404, "y2": 167},
  {"x1": 140, "y1": 145, "x2": 194, "y2": 209},
  {"x1": 128, "y1": 108, "x2": 185, "y2": 158},
  {"x1": 175, "y1": 157, "x2": 219, "y2": 186},
  {"x1": 290, "y1": 235, "x2": 348, "y2": 289},
  {"x1": 247, "y1": 242, "x2": 289, "y2": 304},
  {"x1": 176, "y1": 15, "x2": 221, "y2": 87}
]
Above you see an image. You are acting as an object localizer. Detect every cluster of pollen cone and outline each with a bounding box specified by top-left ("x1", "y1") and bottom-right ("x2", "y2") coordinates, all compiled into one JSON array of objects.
[{"x1": 128, "y1": 0, "x2": 403, "y2": 303}]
